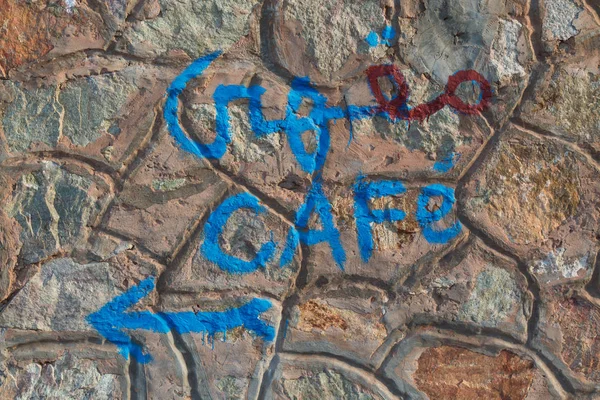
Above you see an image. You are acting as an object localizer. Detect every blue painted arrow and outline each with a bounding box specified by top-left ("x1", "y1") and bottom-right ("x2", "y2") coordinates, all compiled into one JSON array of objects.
[{"x1": 86, "y1": 277, "x2": 275, "y2": 363}]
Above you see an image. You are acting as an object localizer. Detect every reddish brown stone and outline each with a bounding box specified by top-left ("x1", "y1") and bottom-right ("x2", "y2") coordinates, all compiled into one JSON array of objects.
[
  {"x1": 414, "y1": 346, "x2": 536, "y2": 400},
  {"x1": 542, "y1": 289, "x2": 600, "y2": 383},
  {"x1": 0, "y1": 0, "x2": 107, "y2": 73}
]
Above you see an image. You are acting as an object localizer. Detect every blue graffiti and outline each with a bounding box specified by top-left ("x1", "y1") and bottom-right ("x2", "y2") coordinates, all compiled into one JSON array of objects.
[
  {"x1": 164, "y1": 50, "x2": 223, "y2": 158},
  {"x1": 380, "y1": 25, "x2": 396, "y2": 45},
  {"x1": 201, "y1": 192, "x2": 277, "y2": 274},
  {"x1": 164, "y1": 52, "x2": 484, "y2": 273},
  {"x1": 366, "y1": 31, "x2": 379, "y2": 47},
  {"x1": 433, "y1": 152, "x2": 460, "y2": 173},
  {"x1": 86, "y1": 277, "x2": 275, "y2": 363},
  {"x1": 416, "y1": 184, "x2": 463, "y2": 244},
  {"x1": 354, "y1": 176, "x2": 407, "y2": 262},
  {"x1": 282, "y1": 180, "x2": 346, "y2": 270},
  {"x1": 164, "y1": 52, "x2": 456, "y2": 175},
  {"x1": 366, "y1": 25, "x2": 396, "y2": 47},
  {"x1": 165, "y1": 51, "x2": 491, "y2": 176}
]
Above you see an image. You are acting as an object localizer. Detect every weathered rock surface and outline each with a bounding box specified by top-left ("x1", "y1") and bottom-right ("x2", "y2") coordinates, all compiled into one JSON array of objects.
[
  {"x1": 0, "y1": 0, "x2": 599, "y2": 398},
  {"x1": 0, "y1": 255, "x2": 159, "y2": 331},
  {"x1": 0, "y1": 344, "x2": 128, "y2": 400},
  {"x1": 533, "y1": 286, "x2": 600, "y2": 390},
  {"x1": 0, "y1": 64, "x2": 174, "y2": 169},
  {"x1": 517, "y1": 57, "x2": 600, "y2": 161},
  {"x1": 413, "y1": 347, "x2": 536, "y2": 399},
  {"x1": 382, "y1": 330, "x2": 565, "y2": 399},
  {"x1": 104, "y1": 129, "x2": 230, "y2": 258},
  {"x1": 283, "y1": 281, "x2": 390, "y2": 367},
  {"x1": 302, "y1": 181, "x2": 465, "y2": 283},
  {"x1": 384, "y1": 236, "x2": 532, "y2": 341},
  {"x1": 179, "y1": 52, "x2": 309, "y2": 212},
  {"x1": 0, "y1": 0, "x2": 122, "y2": 75},
  {"x1": 264, "y1": 355, "x2": 397, "y2": 399},
  {"x1": 271, "y1": 0, "x2": 393, "y2": 83},
  {"x1": 162, "y1": 186, "x2": 301, "y2": 299},
  {"x1": 116, "y1": 0, "x2": 261, "y2": 59},
  {"x1": 460, "y1": 125, "x2": 600, "y2": 280},
  {"x1": 2, "y1": 161, "x2": 111, "y2": 265},
  {"x1": 395, "y1": 0, "x2": 534, "y2": 127}
]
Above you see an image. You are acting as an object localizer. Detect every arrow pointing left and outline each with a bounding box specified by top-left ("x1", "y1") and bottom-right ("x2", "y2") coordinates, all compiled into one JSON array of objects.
[{"x1": 86, "y1": 277, "x2": 276, "y2": 363}]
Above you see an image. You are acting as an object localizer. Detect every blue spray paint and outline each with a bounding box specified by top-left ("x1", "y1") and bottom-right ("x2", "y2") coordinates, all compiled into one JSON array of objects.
[
  {"x1": 433, "y1": 152, "x2": 460, "y2": 173},
  {"x1": 353, "y1": 176, "x2": 407, "y2": 262},
  {"x1": 163, "y1": 52, "x2": 399, "y2": 175},
  {"x1": 164, "y1": 53, "x2": 487, "y2": 274},
  {"x1": 279, "y1": 226, "x2": 299, "y2": 267},
  {"x1": 366, "y1": 31, "x2": 379, "y2": 47},
  {"x1": 415, "y1": 184, "x2": 462, "y2": 243},
  {"x1": 165, "y1": 51, "x2": 490, "y2": 176},
  {"x1": 380, "y1": 25, "x2": 396, "y2": 46},
  {"x1": 86, "y1": 277, "x2": 275, "y2": 363},
  {"x1": 282, "y1": 181, "x2": 346, "y2": 270},
  {"x1": 164, "y1": 51, "x2": 224, "y2": 158},
  {"x1": 201, "y1": 192, "x2": 277, "y2": 274}
]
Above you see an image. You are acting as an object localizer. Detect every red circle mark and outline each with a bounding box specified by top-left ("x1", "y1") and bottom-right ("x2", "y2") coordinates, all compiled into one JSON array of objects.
[
  {"x1": 366, "y1": 65, "x2": 492, "y2": 121},
  {"x1": 366, "y1": 65, "x2": 410, "y2": 120},
  {"x1": 445, "y1": 70, "x2": 492, "y2": 114}
]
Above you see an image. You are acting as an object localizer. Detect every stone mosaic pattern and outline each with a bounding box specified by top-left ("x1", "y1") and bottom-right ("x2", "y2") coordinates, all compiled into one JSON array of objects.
[{"x1": 0, "y1": 0, "x2": 599, "y2": 399}]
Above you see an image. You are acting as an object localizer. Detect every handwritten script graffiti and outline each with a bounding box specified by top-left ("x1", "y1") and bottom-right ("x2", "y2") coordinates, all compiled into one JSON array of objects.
[
  {"x1": 164, "y1": 51, "x2": 492, "y2": 272},
  {"x1": 88, "y1": 52, "x2": 492, "y2": 363}
]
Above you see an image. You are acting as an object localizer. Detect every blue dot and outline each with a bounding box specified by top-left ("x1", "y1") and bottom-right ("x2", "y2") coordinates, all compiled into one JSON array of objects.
[
  {"x1": 381, "y1": 25, "x2": 396, "y2": 45},
  {"x1": 366, "y1": 31, "x2": 379, "y2": 47}
]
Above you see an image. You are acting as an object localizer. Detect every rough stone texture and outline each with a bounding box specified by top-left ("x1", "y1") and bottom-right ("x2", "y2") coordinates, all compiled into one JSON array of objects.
[
  {"x1": 518, "y1": 62, "x2": 600, "y2": 161},
  {"x1": 460, "y1": 125, "x2": 600, "y2": 282},
  {"x1": 0, "y1": 64, "x2": 174, "y2": 169},
  {"x1": 283, "y1": 281, "x2": 390, "y2": 367},
  {"x1": 0, "y1": 345, "x2": 128, "y2": 399},
  {"x1": 0, "y1": 255, "x2": 160, "y2": 331},
  {"x1": 539, "y1": 0, "x2": 600, "y2": 52},
  {"x1": 0, "y1": 0, "x2": 599, "y2": 398},
  {"x1": 298, "y1": 181, "x2": 466, "y2": 285},
  {"x1": 330, "y1": 72, "x2": 491, "y2": 182},
  {"x1": 271, "y1": 0, "x2": 392, "y2": 83},
  {"x1": 414, "y1": 347, "x2": 536, "y2": 400},
  {"x1": 158, "y1": 293, "x2": 282, "y2": 399},
  {"x1": 383, "y1": 236, "x2": 532, "y2": 342},
  {"x1": 395, "y1": 0, "x2": 534, "y2": 127},
  {"x1": 264, "y1": 355, "x2": 397, "y2": 399},
  {"x1": 179, "y1": 52, "x2": 309, "y2": 212},
  {"x1": 2, "y1": 161, "x2": 111, "y2": 265},
  {"x1": 533, "y1": 286, "x2": 600, "y2": 389},
  {"x1": 162, "y1": 186, "x2": 301, "y2": 299},
  {"x1": 0, "y1": 0, "x2": 120, "y2": 75},
  {"x1": 104, "y1": 130, "x2": 231, "y2": 258},
  {"x1": 116, "y1": 0, "x2": 261, "y2": 59},
  {"x1": 382, "y1": 330, "x2": 566, "y2": 399}
]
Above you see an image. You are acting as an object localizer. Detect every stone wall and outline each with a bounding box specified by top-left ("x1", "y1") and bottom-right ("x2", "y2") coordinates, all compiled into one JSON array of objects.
[{"x1": 0, "y1": 0, "x2": 599, "y2": 398}]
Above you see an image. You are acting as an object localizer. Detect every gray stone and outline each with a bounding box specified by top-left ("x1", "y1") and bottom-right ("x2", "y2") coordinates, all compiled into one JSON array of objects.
[
  {"x1": 0, "y1": 354, "x2": 124, "y2": 400},
  {"x1": 2, "y1": 69, "x2": 149, "y2": 153},
  {"x1": 459, "y1": 266, "x2": 521, "y2": 327},
  {"x1": 0, "y1": 258, "x2": 122, "y2": 331},
  {"x1": 265, "y1": 357, "x2": 396, "y2": 400},
  {"x1": 276, "y1": 0, "x2": 389, "y2": 82},
  {"x1": 2, "y1": 82, "x2": 62, "y2": 153},
  {"x1": 4, "y1": 162, "x2": 107, "y2": 264},
  {"x1": 542, "y1": 0, "x2": 583, "y2": 42},
  {"x1": 280, "y1": 369, "x2": 379, "y2": 400},
  {"x1": 117, "y1": 0, "x2": 261, "y2": 59},
  {"x1": 59, "y1": 70, "x2": 140, "y2": 146}
]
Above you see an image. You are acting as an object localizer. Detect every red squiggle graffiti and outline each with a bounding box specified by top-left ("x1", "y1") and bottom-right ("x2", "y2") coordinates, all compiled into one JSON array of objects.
[{"x1": 366, "y1": 65, "x2": 492, "y2": 121}]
